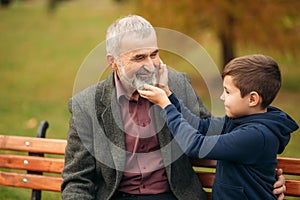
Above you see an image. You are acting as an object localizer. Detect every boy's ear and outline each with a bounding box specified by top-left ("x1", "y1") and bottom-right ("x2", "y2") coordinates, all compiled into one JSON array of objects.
[
  {"x1": 249, "y1": 91, "x2": 260, "y2": 107},
  {"x1": 106, "y1": 54, "x2": 117, "y2": 70}
]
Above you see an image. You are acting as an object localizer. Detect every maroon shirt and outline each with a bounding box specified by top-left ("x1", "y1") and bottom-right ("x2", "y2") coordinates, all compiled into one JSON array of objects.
[{"x1": 114, "y1": 73, "x2": 170, "y2": 194}]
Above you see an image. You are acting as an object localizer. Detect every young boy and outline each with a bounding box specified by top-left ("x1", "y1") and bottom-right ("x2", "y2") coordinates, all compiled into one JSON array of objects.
[{"x1": 138, "y1": 54, "x2": 299, "y2": 199}]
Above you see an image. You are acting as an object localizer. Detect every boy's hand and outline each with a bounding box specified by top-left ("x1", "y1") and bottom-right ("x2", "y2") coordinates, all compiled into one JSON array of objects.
[{"x1": 138, "y1": 84, "x2": 171, "y2": 109}]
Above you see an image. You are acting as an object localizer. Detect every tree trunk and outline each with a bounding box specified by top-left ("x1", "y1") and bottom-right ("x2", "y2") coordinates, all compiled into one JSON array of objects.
[{"x1": 219, "y1": 14, "x2": 235, "y2": 68}]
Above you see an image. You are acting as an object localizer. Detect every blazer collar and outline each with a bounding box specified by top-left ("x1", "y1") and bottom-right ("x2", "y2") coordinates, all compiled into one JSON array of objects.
[{"x1": 95, "y1": 72, "x2": 126, "y2": 173}]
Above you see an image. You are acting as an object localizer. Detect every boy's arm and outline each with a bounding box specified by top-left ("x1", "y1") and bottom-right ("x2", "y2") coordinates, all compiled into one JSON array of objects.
[
  {"x1": 168, "y1": 93, "x2": 210, "y2": 132},
  {"x1": 162, "y1": 103, "x2": 209, "y2": 157},
  {"x1": 163, "y1": 103, "x2": 267, "y2": 162},
  {"x1": 139, "y1": 85, "x2": 220, "y2": 135}
]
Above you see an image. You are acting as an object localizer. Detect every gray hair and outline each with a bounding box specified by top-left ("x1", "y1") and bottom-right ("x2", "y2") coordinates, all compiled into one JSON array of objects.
[{"x1": 106, "y1": 15, "x2": 156, "y2": 57}]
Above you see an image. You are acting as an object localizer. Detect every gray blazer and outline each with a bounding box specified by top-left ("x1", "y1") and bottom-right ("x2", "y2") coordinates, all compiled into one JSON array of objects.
[{"x1": 61, "y1": 70, "x2": 210, "y2": 200}]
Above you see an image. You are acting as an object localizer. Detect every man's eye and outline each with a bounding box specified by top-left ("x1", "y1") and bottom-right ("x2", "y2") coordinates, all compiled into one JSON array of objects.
[
  {"x1": 134, "y1": 55, "x2": 145, "y2": 61},
  {"x1": 150, "y1": 53, "x2": 158, "y2": 59}
]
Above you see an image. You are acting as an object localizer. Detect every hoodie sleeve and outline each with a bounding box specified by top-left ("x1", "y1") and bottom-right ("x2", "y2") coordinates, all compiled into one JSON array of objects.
[
  {"x1": 168, "y1": 93, "x2": 206, "y2": 131},
  {"x1": 168, "y1": 93, "x2": 224, "y2": 136},
  {"x1": 163, "y1": 104, "x2": 278, "y2": 163}
]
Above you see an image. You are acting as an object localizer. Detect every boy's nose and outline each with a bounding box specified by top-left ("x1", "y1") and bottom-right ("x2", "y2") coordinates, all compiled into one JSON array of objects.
[{"x1": 220, "y1": 92, "x2": 225, "y2": 101}]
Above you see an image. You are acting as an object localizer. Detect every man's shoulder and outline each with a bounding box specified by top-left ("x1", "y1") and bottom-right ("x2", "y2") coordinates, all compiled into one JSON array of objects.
[
  {"x1": 71, "y1": 73, "x2": 113, "y2": 101},
  {"x1": 72, "y1": 83, "x2": 98, "y2": 100},
  {"x1": 168, "y1": 69, "x2": 191, "y2": 89},
  {"x1": 68, "y1": 74, "x2": 113, "y2": 112},
  {"x1": 168, "y1": 69, "x2": 188, "y2": 79}
]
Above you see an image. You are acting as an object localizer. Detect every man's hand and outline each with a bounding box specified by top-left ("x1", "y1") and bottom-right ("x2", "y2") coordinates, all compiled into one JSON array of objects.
[
  {"x1": 273, "y1": 168, "x2": 286, "y2": 200},
  {"x1": 156, "y1": 60, "x2": 170, "y2": 95}
]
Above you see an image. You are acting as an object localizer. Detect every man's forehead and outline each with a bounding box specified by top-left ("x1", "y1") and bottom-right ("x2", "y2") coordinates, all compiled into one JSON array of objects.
[
  {"x1": 119, "y1": 31, "x2": 158, "y2": 55},
  {"x1": 121, "y1": 47, "x2": 158, "y2": 57}
]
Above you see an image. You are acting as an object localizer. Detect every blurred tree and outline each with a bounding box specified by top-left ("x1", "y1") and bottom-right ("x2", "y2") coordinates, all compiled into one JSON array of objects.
[
  {"x1": 132, "y1": 0, "x2": 300, "y2": 67},
  {"x1": 48, "y1": 0, "x2": 73, "y2": 13},
  {"x1": 1, "y1": 0, "x2": 11, "y2": 7}
]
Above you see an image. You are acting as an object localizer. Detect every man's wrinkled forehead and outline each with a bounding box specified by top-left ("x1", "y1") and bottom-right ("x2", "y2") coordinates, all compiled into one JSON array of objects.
[{"x1": 119, "y1": 31, "x2": 158, "y2": 55}]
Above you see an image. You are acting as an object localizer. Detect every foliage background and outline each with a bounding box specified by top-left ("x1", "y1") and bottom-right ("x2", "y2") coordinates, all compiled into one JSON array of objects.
[{"x1": 0, "y1": 0, "x2": 299, "y2": 199}]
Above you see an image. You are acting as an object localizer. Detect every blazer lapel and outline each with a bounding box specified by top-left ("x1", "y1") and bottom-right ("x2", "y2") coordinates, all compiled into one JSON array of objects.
[
  {"x1": 102, "y1": 93, "x2": 126, "y2": 172},
  {"x1": 95, "y1": 73, "x2": 126, "y2": 179}
]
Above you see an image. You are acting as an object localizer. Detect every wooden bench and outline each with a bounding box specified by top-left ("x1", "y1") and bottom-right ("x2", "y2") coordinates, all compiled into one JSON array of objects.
[
  {"x1": 0, "y1": 122, "x2": 299, "y2": 199},
  {"x1": 0, "y1": 121, "x2": 66, "y2": 200}
]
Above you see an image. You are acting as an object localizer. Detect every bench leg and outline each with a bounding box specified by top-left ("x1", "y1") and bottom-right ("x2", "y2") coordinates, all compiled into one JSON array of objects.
[
  {"x1": 29, "y1": 121, "x2": 49, "y2": 200},
  {"x1": 31, "y1": 190, "x2": 41, "y2": 200}
]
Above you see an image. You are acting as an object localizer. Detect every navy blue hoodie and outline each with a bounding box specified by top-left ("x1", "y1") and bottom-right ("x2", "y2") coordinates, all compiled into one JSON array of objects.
[{"x1": 163, "y1": 94, "x2": 299, "y2": 200}]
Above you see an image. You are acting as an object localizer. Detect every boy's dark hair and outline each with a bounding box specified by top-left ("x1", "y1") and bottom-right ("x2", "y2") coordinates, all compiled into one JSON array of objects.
[{"x1": 222, "y1": 54, "x2": 281, "y2": 109}]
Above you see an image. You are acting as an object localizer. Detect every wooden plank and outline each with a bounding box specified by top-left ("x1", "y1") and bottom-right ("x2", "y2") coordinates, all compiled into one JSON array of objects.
[
  {"x1": 190, "y1": 158, "x2": 217, "y2": 168},
  {"x1": 0, "y1": 171, "x2": 62, "y2": 192},
  {"x1": 277, "y1": 157, "x2": 300, "y2": 175},
  {"x1": 0, "y1": 135, "x2": 299, "y2": 198},
  {"x1": 191, "y1": 157, "x2": 300, "y2": 172},
  {"x1": 285, "y1": 180, "x2": 300, "y2": 197},
  {"x1": 0, "y1": 154, "x2": 64, "y2": 173},
  {"x1": 0, "y1": 135, "x2": 66, "y2": 155}
]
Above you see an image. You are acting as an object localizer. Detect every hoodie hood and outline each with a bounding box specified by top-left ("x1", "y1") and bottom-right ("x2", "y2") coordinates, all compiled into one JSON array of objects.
[{"x1": 232, "y1": 106, "x2": 299, "y2": 154}]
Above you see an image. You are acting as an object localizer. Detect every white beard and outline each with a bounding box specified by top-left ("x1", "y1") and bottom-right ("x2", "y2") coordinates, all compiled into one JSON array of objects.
[{"x1": 118, "y1": 62, "x2": 158, "y2": 90}]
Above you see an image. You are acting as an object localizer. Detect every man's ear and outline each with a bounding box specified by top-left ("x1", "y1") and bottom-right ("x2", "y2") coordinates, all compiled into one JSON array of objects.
[
  {"x1": 106, "y1": 54, "x2": 117, "y2": 70},
  {"x1": 249, "y1": 91, "x2": 260, "y2": 107}
]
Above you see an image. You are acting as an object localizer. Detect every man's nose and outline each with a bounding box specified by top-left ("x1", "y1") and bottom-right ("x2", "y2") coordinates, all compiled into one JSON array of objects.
[{"x1": 143, "y1": 58, "x2": 156, "y2": 72}]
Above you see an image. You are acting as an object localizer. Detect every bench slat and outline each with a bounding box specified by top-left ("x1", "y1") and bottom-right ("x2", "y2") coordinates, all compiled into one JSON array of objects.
[
  {"x1": 0, "y1": 171, "x2": 62, "y2": 192},
  {"x1": 0, "y1": 154, "x2": 64, "y2": 173},
  {"x1": 285, "y1": 180, "x2": 300, "y2": 197},
  {"x1": 1, "y1": 135, "x2": 299, "y2": 198},
  {"x1": 0, "y1": 135, "x2": 66, "y2": 155},
  {"x1": 190, "y1": 158, "x2": 217, "y2": 168},
  {"x1": 277, "y1": 157, "x2": 300, "y2": 175}
]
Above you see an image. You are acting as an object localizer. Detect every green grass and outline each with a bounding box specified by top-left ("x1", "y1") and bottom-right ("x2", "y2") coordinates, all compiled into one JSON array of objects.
[
  {"x1": 0, "y1": 0, "x2": 299, "y2": 199},
  {"x1": 0, "y1": 0, "x2": 127, "y2": 137}
]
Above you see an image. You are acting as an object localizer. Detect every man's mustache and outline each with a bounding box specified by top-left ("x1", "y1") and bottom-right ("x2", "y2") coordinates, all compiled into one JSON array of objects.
[{"x1": 135, "y1": 64, "x2": 158, "y2": 76}]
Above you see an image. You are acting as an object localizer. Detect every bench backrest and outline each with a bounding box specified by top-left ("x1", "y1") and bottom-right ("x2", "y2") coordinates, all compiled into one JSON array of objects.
[
  {"x1": 0, "y1": 135, "x2": 66, "y2": 192},
  {"x1": 1, "y1": 134, "x2": 299, "y2": 199}
]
